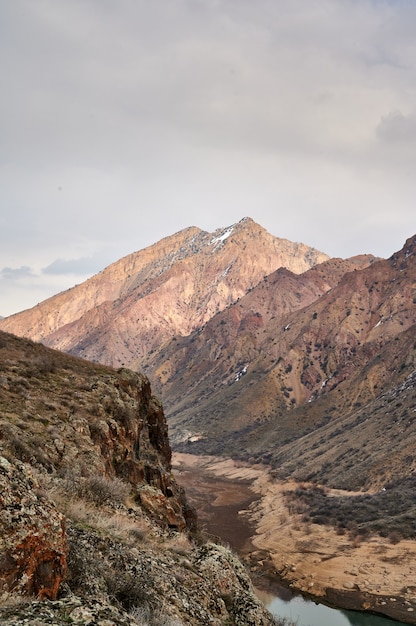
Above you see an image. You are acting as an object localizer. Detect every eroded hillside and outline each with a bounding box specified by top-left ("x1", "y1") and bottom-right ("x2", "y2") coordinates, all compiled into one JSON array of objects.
[
  {"x1": 0, "y1": 331, "x2": 275, "y2": 625},
  {"x1": 152, "y1": 236, "x2": 416, "y2": 492}
]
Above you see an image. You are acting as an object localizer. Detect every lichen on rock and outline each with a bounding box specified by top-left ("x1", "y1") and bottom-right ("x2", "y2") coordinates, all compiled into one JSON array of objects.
[{"x1": 0, "y1": 456, "x2": 66, "y2": 599}]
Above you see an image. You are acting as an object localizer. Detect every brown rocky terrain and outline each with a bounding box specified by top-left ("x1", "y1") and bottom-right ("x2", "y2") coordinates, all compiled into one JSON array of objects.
[
  {"x1": 147, "y1": 235, "x2": 416, "y2": 485},
  {"x1": 145, "y1": 230, "x2": 416, "y2": 623},
  {"x1": 1, "y1": 218, "x2": 416, "y2": 622},
  {"x1": 0, "y1": 331, "x2": 276, "y2": 625},
  {"x1": 0, "y1": 217, "x2": 328, "y2": 370},
  {"x1": 143, "y1": 254, "x2": 377, "y2": 441}
]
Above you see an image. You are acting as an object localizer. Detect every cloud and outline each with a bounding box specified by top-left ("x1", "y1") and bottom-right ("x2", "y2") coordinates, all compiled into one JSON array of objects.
[
  {"x1": 1, "y1": 0, "x2": 416, "y2": 316},
  {"x1": 1, "y1": 0, "x2": 412, "y2": 169},
  {"x1": 43, "y1": 253, "x2": 111, "y2": 276},
  {"x1": 0, "y1": 266, "x2": 35, "y2": 280},
  {"x1": 376, "y1": 111, "x2": 416, "y2": 143}
]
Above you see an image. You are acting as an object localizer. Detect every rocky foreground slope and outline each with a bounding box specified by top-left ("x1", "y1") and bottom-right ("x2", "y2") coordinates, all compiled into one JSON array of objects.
[{"x1": 0, "y1": 331, "x2": 276, "y2": 625}]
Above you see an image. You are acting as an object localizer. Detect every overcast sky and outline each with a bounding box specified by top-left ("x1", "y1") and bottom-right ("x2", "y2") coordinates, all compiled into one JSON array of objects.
[{"x1": 1, "y1": 0, "x2": 415, "y2": 316}]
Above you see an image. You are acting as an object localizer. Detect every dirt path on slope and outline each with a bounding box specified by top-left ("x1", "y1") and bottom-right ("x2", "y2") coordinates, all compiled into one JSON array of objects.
[{"x1": 173, "y1": 452, "x2": 416, "y2": 624}]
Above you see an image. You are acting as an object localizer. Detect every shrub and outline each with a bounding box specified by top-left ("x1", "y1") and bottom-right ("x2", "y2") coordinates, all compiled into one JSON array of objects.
[
  {"x1": 388, "y1": 531, "x2": 401, "y2": 545},
  {"x1": 285, "y1": 475, "x2": 416, "y2": 541},
  {"x1": 80, "y1": 475, "x2": 131, "y2": 506},
  {"x1": 106, "y1": 570, "x2": 148, "y2": 611}
]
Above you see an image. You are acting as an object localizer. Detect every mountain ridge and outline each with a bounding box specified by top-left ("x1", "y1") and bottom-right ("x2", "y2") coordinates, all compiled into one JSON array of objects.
[
  {"x1": 1, "y1": 221, "x2": 416, "y2": 622},
  {"x1": 0, "y1": 217, "x2": 329, "y2": 368},
  {"x1": 1, "y1": 222, "x2": 415, "y2": 494},
  {"x1": 161, "y1": 235, "x2": 416, "y2": 490}
]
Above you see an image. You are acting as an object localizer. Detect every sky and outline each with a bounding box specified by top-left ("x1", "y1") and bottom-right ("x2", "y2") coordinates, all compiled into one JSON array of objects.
[{"x1": 1, "y1": 0, "x2": 415, "y2": 317}]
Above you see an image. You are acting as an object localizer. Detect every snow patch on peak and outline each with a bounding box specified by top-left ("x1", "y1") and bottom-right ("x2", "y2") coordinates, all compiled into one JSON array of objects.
[{"x1": 211, "y1": 226, "x2": 234, "y2": 246}]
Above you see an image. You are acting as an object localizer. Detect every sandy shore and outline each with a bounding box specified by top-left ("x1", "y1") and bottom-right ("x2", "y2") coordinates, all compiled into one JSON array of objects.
[{"x1": 173, "y1": 452, "x2": 416, "y2": 624}]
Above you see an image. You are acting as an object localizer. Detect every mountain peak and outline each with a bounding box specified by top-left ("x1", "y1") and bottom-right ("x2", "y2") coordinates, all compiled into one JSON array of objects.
[{"x1": 0, "y1": 219, "x2": 329, "y2": 368}]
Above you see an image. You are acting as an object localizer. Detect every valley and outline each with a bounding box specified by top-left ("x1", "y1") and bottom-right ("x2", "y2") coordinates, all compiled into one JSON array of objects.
[
  {"x1": 4, "y1": 220, "x2": 415, "y2": 490},
  {"x1": 173, "y1": 453, "x2": 416, "y2": 624},
  {"x1": 1, "y1": 218, "x2": 415, "y2": 623}
]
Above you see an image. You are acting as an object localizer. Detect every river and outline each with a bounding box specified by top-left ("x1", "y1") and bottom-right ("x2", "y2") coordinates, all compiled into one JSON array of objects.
[
  {"x1": 173, "y1": 455, "x2": 409, "y2": 626},
  {"x1": 256, "y1": 586, "x2": 406, "y2": 626}
]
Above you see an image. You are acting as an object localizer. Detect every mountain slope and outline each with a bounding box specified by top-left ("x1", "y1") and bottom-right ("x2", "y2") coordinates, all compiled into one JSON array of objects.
[
  {"x1": 1, "y1": 220, "x2": 414, "y2": 494},
  {"x1": 0, "y1": 330, "x2": 274, "y2": 625},
  {"x1": 144, "y1": 254, "x2": 376, "y2": 425},
  {"x1": 144, "y1": 236, "x2": 416, "y2": 489},
  {"x1": 0, "y1": 217, "x2": 329, "y2": 369}
]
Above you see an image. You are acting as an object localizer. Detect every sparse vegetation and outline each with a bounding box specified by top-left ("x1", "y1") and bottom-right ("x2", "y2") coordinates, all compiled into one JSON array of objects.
[
  {"x1": 0, "y1": 330, "x2": 277, "y2": 625},
  {"x1": 130, "y1": 605, "x2": 184, "y2": 626},
  {"x1": 77, "y1": 475, "x2": 131, "y2": 506},
  {"x1": 286, "y1": 476, "x2": 416, "y2": 540}
]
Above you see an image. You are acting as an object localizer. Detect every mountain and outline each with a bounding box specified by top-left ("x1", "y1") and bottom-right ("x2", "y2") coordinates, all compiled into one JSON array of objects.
[
  {"x1": 4, "y1": 220, "x2": 416, "y2": 624},
  {"x1": 1, "y1": 220, "x2": 415, "y2": 494},
  {"x1": 0, "y1": 331, "x2": 274, "y2": 625},
  {"x1": 157, "y1": 235, "x2": 416, "y2": 490},
  {"x1": 144, "y1": 254, "x2": 377, "y2": 440},
  {"x1": 0, "y1": 217, "x2": 328, "y2": 369}
]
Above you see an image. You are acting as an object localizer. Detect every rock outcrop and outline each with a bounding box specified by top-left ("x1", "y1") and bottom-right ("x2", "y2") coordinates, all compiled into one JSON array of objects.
[
  {"x1": 0, "y1": 456, "x2": 66, "y2": 600},
  {"x1": 0, "y1": 331, "x2": 274, "y2": 624}
]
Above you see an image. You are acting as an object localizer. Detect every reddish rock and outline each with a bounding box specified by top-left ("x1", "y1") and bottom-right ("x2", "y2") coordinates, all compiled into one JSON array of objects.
[
  {"x1": 0, "y1": 456, "x2": 66, "y2": 599},
  {"x1": 138, "y1": 485, "x2": 187, "y2": 530},
  {"x1": 0, "y1": 217, "x2": 329, "y2": 369}
]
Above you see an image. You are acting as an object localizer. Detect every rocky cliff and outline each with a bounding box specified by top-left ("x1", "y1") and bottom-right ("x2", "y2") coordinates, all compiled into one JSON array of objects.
[{"x1": 0, "y1": 331, "x2": 275, "y2": 625}]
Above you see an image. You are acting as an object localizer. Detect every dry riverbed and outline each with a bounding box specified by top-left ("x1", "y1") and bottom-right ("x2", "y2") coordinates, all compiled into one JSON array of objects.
[{"x1": 173, "y1": 452, "x2": 416, "y2": 624}]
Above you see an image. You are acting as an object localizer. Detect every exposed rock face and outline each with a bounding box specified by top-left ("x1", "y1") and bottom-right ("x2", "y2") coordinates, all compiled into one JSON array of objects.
[
  {"x1": 0, "y1": 331, "x2": 274, "y2": 624},
  {"x1": 0, "y1": 539, "x2": 273, "y2": 626},
  {"x1": 144, "y1": 254, "x2": 376, "y2": 423},
  {"x1": 0, "y1": 217, "x2": 329, "y2": 369},
  {"x1": 0, "y1": 456, "x2": 66, "y2": 599},
  {"x1": 0, "y1": 336, "x2": 191, "y2": 532}
]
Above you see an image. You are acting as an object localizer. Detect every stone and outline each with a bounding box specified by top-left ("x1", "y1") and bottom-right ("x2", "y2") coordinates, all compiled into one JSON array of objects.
[
  {"x1": 0, "y1": 456, "x2": 66, "y2": 599},
  {"x1": 343, "y1": 582, "x2": 355, "y2": 590}
]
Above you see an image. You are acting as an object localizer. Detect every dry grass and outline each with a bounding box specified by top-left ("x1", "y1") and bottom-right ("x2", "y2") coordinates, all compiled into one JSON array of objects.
[
  {"x1": 63, "y1": 498, "x2": 149, "y2": 543},
  {"x1": 164, "y1": 533, "x2": 193, "y2": 556},
  {"x1": 41, "y1": 471, "x2": 150, "y2": 545}
]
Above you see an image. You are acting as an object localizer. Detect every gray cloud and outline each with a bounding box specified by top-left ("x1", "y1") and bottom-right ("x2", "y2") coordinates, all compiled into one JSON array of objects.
[
  {"x1": 0, "y1": 266, "x2": 35, "y2": 280},
  {"x1": 43, "y1": 252, "x2": 112, "y2": 276},
  {"x1": 0, "y1": 0, "x2": 415, "y2": 316},
  {"x1": 377, "y1": 111, "x2": 416, "y2": 143}
]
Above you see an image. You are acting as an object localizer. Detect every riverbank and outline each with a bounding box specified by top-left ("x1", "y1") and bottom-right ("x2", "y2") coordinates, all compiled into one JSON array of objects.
[{"x1": 173, "y1": 452, "x2": 416, "y2": 625}]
